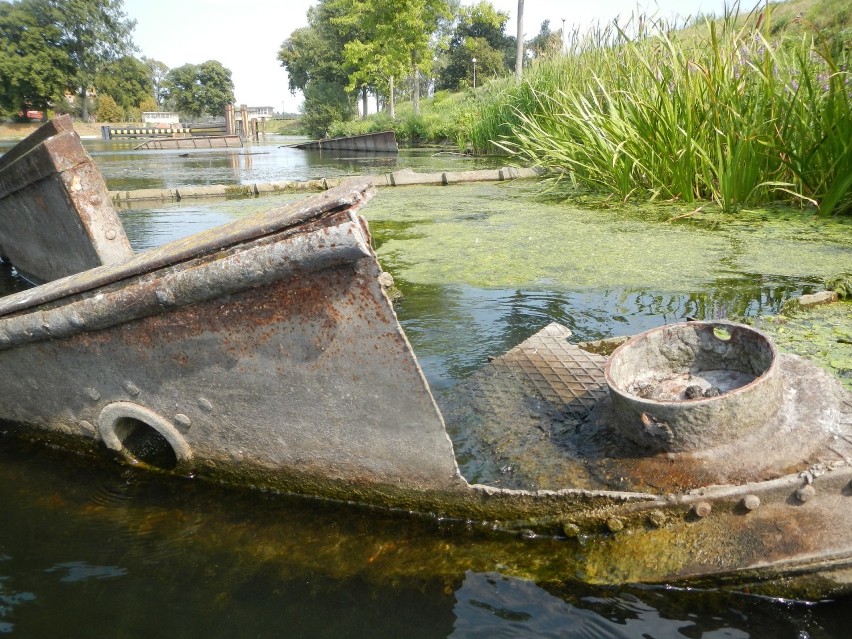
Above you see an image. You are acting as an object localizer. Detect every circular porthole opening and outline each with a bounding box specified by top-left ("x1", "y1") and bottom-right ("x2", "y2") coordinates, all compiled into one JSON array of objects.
[
  {"x1": 113, "y1": 416, "x2": 179, "y2": 470},
  {"x1": 98, "y1": 402, "x2": 192, "y2": 474}
]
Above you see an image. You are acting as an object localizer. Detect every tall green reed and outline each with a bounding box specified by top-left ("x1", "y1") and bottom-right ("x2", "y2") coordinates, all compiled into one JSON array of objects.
[{"x1": 475, "y1": 6, "x2": 851, "y2": 215}]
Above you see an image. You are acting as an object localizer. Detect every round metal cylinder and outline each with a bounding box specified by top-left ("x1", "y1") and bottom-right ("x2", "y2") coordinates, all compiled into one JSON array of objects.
[{"x1": 604, "y1": 322, "x2": 783, "y2": 453}]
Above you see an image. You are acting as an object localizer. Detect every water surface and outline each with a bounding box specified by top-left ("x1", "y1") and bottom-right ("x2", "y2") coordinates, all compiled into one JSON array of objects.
[{"x1": 0, "y1": 142, "x2": 850, "y2": 636}]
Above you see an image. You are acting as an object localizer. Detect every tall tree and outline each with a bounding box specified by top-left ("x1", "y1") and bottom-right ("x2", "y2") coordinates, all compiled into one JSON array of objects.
[
  {"x1": 0, "y1": 0, "x2": 71, "y2": 117},
  {"x1": 163, "y1": 60, "x2": 235, "y2": 118},
  {"x1": 96, "y1": 55, "x2": 151, "y2": 113},
  {"x1": 278, "y1": 1, "x2": 358, "y2": 134},
  {"x1": 142, "y1": 56, "x2": 169, "y2": 106},
  {"x1": 528, "y1": 20, "x2": 562, "y2": 60},
  {"x1": 438, "y1": 1, "x2": 512, "y2": 90},
  {"x1": 58, "y1": 0, "x2": 136, "y2": 121},
  {"x1": 330, "y1": 0, "x2": 450, "y2": 118}
]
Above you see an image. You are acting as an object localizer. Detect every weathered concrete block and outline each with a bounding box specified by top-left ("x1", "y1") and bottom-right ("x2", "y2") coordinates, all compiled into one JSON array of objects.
[
  {"x1": 798, "y1": 291, "x2": 839, "y2": 308},
  {"x1": 443, "y1": 169, "x2": 502, "y2": 184},
  {"x1": 125, "y1": 188, "x2": 178, "y2": 202},
  {"x1": 254, "y1": 182, "x2": 279, "y2": 195},
  {"x1": 176, "y1": 185, "x2": 228, "y2": 199},
  {"x1": 389, "y1": 168, "x2": 443, "y2": 186},
  {"x1": 499, "y1": 166, "x2": 541, "y2": 180},
  {"x1": 369, "y1": 174, "x2": 393, "y2": 187}
]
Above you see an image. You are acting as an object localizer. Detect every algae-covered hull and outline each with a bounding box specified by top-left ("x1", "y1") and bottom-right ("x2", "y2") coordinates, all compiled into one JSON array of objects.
[{"x1": 1, "y1": 118, "x2": 851, "y2": 598}]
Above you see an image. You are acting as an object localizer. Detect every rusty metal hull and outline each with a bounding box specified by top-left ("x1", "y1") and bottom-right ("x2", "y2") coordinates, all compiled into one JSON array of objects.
[
  {"x1": 1, "y1": 123, "x2": 852, "y2": 597},
  {"x1": 291, "y1": 131, "x2": 398, "y2": 153}
]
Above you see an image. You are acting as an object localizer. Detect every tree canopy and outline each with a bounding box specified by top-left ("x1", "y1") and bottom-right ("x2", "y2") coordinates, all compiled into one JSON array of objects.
[
  {"x1": 438, "y1": 1, "x2": 514, "y2": 90},
  {"x1": 164, "y1": 60, "x2": 235, "y2": 118},
  {"x1": 0, "y1": 0, "x2": 136, "y2": 119},
  {"x1": 0, "y1": 0, "x2": 71, "y2": 117},
  {"x1": 96, "y1": 55, "x2": 152, "y2": 114}
]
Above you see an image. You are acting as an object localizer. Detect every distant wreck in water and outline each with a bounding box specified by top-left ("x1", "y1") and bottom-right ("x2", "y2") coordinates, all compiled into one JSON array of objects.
[
  {"x1": 289, "y1": 130, "x2": 398, "y2": 153},
  {"x1": 0, "y1": 117, "x2": 851, "y2": 597}
]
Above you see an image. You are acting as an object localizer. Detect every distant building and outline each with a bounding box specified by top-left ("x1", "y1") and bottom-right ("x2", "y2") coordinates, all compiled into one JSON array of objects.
[
  {"x1": 236, "y1": 106, "x2": 274, "y2": 121},
  {"x1": 142, "y1": 112, "x2": 180, "y2": 126}
]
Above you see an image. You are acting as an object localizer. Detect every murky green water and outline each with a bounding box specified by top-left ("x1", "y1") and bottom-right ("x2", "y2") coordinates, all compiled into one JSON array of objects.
[{"x1": 0, "y1": 141, "x2": 851, "y2": 635}]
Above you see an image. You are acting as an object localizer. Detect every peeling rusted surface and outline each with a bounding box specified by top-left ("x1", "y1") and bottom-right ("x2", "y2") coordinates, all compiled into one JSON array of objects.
[
  {"x1": 2, "y1": 120, "x2": 852, "y2": 595},
  {"x1": 0, "y1": 117, "x2": 133, "y2": 282}
]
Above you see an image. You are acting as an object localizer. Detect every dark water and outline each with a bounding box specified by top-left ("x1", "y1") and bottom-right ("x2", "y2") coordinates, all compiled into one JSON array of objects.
[{"x1": 0, "y1": 140, "x2": 850, "y2": 636}]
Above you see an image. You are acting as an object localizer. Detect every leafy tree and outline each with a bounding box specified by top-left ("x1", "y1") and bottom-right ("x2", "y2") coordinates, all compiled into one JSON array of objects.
[
  {"x1": 164, "y1": 60, "x2": 235, "y2": 118},
  {"x1": 330, "y1": 0, "x2": 450, "y2": 118},
  {"x1": 0, "y1": 0, "x2": 71, "y2": 117},
  {"x1": 95, "y1": 93, "x2": 123, "y2": 121},
  {"x1": 96, "y1": 55, "x2": 151, "y2": 112},
  {"x1": 138, "y1": 96, "x2": 157, "y2": 113},
  {"x1": 142, "y1": 56, "x2": 169, "y2": 106},
  {"x1": 278, "y1": 1, "x2": 359, "y2": 134},
  {"x1": 58, "y1": 0, "x2": 137, "y2": 121},
  {"x1": 438, "y1": 1, "x2": 513, "y2": 90},
  {"x1": 528, "y1": 20, "x2": 561, "y2": 60}
]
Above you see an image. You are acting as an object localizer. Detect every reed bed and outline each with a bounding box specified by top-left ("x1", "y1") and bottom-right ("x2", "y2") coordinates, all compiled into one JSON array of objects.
[{"x1": 474, "y1": 7, "x2": 851, "y2": 215}]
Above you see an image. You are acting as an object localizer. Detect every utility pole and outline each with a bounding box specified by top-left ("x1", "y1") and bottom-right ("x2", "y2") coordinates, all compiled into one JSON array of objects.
[{"x1": 515, "y1": 0, "x2": 525, "y2": 83}]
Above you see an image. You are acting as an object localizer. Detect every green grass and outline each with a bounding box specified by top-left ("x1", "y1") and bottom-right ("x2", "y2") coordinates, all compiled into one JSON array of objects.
[
  {"x1": 472, "y1": 2, "x2": 851, "y2": 215},
  {"x1": 325, "y1": 90, "x2": 480, "y2": 150}
]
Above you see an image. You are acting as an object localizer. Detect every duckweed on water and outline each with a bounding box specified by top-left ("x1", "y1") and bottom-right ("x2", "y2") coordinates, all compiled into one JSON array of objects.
[
  {"x1": 752, "y1": 302, "x2": 852, "y2": 391},
  {"x1": 361, "y1": 184, "x2": 852, "y2": 291}
]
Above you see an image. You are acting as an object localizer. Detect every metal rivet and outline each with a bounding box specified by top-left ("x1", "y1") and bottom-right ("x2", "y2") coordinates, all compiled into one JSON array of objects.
[
  {"x1": 123, "y1": 381, "x2": 140, "y2": 396},
  {"x1": 68, "y1": 313, "x2": 85, "y2": 328},
  {"x1": 156, "y1": 288, "x2": 176, "y2": 306},
  {"x1": 795, "y1": 485, "x2": 816, "y2": 502},
  {"x1": 105, "y1": 229, "x2": 117, "y2": 240},
  {"x1": 174, "y1": 414, "x2": 191, "y2": 428},
  {"x1": 693, "y1": 502, "x2": 712, "y2": 518},
  {"x1": 606, "y1": 517, "x2": 624, "y2": 533},
  {"x1": 742, "y1": 494, "x2": 761, "y2": 511},
  {"x1": 85, "y1": 388, "x2": 100, "y2": 401},
  {"x1": 197, "y1": 398, "x2": 213, "y2": 412}
]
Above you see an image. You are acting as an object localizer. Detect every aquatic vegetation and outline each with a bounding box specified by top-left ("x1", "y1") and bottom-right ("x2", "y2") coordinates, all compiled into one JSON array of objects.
[
  {"x1": 362, "y1": 183, "x2": 852, "y2": 292},
  {"x1": 751, "y1": 301, "x2": 852, "y2": 390},
  {"x1": 474, "y1": 6, "x2": 852, "y2": 215}
]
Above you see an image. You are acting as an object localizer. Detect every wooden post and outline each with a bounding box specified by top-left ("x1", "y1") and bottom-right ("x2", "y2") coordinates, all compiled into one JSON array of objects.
[{"x1": 240, "y1": 105, "x2": 249, "y2": 138}]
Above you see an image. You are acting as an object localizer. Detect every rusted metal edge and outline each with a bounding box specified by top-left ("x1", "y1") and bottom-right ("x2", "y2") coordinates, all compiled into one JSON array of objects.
[
  {"x1": 0, "y1": 211, "x2": 370, "y2": 349},
  {"x1": 0, "y1": 114, "x2": 75, "y2": 174},
  {"x1": 0, "y1": 130, "x2": 91, "y2": 201},
  {"x1": 0, "y1": 177, "x2": 375, "y2": 318}
]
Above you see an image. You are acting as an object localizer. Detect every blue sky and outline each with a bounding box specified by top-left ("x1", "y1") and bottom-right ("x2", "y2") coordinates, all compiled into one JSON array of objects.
[{"x1": 122, "y1": 0, "x2": 735, "y2": 113}]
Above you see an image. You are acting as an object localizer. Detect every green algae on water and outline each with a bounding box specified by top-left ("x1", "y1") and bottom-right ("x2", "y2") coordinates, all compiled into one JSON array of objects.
[
  {"x1": 360, "y1": 184, "x2": 852, "y2": 292},
  {"x1": 751, "y1": 302, "x2": 852, "y2": 391}
]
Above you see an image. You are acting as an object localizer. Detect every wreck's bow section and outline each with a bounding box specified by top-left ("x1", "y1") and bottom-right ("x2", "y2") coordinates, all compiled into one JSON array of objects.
[{"x1": 0, "y1": 166, "x2": 464, "y2": 499}]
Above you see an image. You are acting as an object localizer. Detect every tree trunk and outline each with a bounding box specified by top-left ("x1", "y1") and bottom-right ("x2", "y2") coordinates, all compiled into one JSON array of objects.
[
  {"x1": 362, "y1": 86, "x2": 368, "y2": 119},
  {"x1": 515, "y1": 0, "x2": 525, "y2": 83},
  {"x1": 413, "y1": 63, "x2": 420, "y2": 116},
  {"x1": 388, "y1": 75, "x2": 395, "y2": 119},
  {"x1": 80, "y1": 85, "x2": 89, "y2": 121}
]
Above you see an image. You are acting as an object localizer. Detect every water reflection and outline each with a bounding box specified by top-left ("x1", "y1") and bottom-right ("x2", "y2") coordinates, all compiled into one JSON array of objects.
[
  {"x1": 0, "y1": 145, "x2": 849, "y2": 635},
  {"x1": 0, "y1": 137, "x2": 501, "y2": 192},
  {"x1": 0, "y1": 436, "x2": 842, "y2": 638}
]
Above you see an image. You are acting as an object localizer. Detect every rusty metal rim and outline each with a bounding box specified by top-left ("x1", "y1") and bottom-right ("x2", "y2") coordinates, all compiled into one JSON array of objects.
[
  {"x1": 603, "y1": 320, "x2": 780, "y2": 407},
  {"x1": 97, "y1": 401, "x2": 192, "y2": 462}
]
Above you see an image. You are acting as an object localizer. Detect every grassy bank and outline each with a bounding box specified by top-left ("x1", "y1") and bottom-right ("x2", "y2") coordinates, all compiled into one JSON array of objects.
[
  {"x1": 473, "y1": 3, "x2": 851, "y2": 215},
  {"x1": 323, "y1": 90, "x2": 480, "y2": 150}
]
